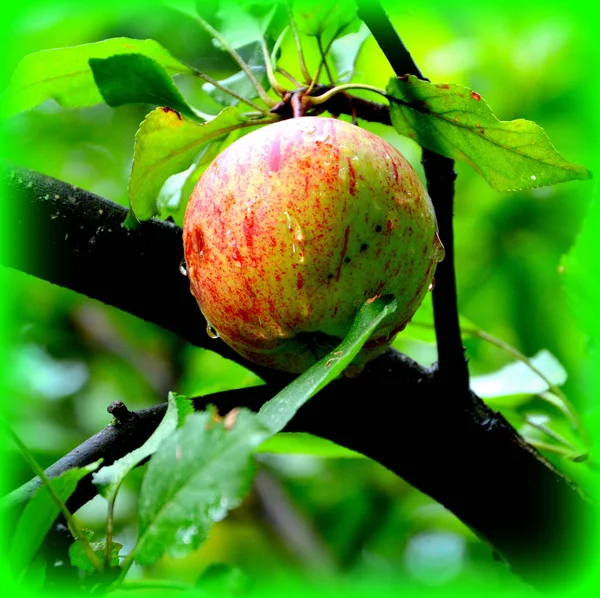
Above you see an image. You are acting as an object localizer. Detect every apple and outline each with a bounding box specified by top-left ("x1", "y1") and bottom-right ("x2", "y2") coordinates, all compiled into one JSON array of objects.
[{"x1": 183, "y1": 116, "x2": 444, "y2": 373}]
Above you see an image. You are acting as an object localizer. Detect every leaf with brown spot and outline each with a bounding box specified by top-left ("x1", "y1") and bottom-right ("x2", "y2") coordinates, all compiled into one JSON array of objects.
[{"x1": 387, "y1": 75, "x2": 591, "y2": 192}]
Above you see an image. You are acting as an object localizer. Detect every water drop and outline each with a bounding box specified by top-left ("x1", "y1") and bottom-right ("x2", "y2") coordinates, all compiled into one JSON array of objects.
[
  {"x1": 179, "y1": 259, "x2": 188, "y2": 276},
  {"x1": 206, "y1": 322, "x2": 220, "y2": 339},
  {"x1": 434, "y1": 232, "x2": 446, "y2": 263},
  {"x1": 428, "y1": 278, "x2": 436, "y2": 292},
  {"x1": 530, "y1": 175, "x2": 537, "y2": 181}
]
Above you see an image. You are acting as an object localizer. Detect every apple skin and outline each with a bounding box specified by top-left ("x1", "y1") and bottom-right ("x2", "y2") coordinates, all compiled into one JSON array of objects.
[{"x1": 183, "y1": 116, "x2": 444, "y2": 373}]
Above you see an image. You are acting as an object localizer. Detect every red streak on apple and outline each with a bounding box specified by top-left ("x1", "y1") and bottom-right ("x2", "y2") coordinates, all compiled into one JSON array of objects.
[{"x1": 183, "y1": 117, "x2": 444, "y2": 373}]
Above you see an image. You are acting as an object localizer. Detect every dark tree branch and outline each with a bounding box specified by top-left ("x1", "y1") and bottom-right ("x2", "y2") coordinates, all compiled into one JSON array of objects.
[
  {"x1": 1, "y1": 147, "x2": 594, "y2": 589},
  {"x1": 356, "y1": 0, "x2": 469, "y2": 392},
  {"x1": 3, "y1": 355, "x2": 594, "y2": 591}
]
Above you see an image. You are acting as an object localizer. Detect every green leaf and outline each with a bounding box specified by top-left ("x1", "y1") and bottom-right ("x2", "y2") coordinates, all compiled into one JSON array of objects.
[
  {"x1": 387, "y1": 75, "x2": 592, "y2": 192},
  {"x1": 257, "y1": 295, "x2": 397, "y2": 433},
  {"x1": 158, "y1": 125, "x2": 256, "y2": 225},
  {"x1": 293, "y1": 0, "x2": 360, "y2": 49},
  {"x1": 69, "y1": 531, "x2": 122, "y2": 574},
  {"x1": 9, "y1": 461, "x2": 101, "y2": 575},
  {"x1": 127, "y1": 106, "x2": 256, "y2": 221},
  {"x1": 214, "y1": 0, "x2": 281, "y2": 49},
  {"x1": 92, "y1": 393, "x2": 185, "y2": 500},
  {"x1": 471, "y1": 349, "x2": 567, "y2": 399},
  {"x1": 2, "y1": 38, "x2": 194, "y2": 116},
  {"x1": 135, "y1": 407, "x2": 270, "y2": 565},
  {"x1": 202, "y1": 66, "x2": 268, "y2": 107},
  {"x1": 330, "y1": 22, "x2": 371, "y2": 83},
  {"x1": 257, "y1": 432, "x2": 363, "y2": 458},
  {"x1": 89, "y1": 54, "x2": 200, "y2": 121}
]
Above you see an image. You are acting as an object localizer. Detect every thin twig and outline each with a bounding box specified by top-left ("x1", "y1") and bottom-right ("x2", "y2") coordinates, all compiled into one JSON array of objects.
[
  {"x1": 195, "y1": 13, "x2": 276, "y2": 107},
  {"x1": 193, "y1": 70, "x2": 270, "y2": 114},
  {"x1": 3, "y1": 423, "x2": 105, "y2": 574}
]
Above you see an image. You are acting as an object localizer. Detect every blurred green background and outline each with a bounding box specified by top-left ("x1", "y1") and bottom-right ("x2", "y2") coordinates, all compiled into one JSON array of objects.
[{"x1": 0, "y1": 0, "x2": 597, "y2": 594}]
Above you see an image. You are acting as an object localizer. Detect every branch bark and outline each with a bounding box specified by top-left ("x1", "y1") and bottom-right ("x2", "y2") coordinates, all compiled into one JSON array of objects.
[{"x1": 1, "y1": 162, "x2": 594, "y2": 592}]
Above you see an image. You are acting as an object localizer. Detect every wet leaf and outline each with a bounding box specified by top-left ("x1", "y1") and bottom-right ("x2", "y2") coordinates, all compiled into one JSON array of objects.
[
  {"x1": 257, "y1": 295, "x2": 397, "y2": 433},
  {"x1": 387, "y1": 75, "x2": 592, "y2": 191},
  {"x1": 2, "y1": 38, "x2": 193, "y2": 116},
  {"x1": 135, "y1": 408, "x2": 270, "y2": 565}
]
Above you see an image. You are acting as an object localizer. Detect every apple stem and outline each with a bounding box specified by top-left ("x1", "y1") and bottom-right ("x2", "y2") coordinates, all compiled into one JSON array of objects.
[
  {"x1": 260, "y1": 36, "x2": 289, "y2": 97},
  {"x1": 309, "y1": 83, "x2": 388, "y2": 106},
  {"x1": 195, "y1": 13, "x2": 277, "y2": 108},
  {"x1": 191, "y1": 70, "x2": 271, "y2": 115},
  {"x1": 287, "y1": 3, "x2": 313, "y2": 85}
]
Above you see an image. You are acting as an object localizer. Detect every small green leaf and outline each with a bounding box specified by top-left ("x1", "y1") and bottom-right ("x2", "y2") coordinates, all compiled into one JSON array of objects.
[
  {"x1": 92, "y1": 393, "x2": 183, "y2": 500},
  {"x1": 257, "y1": 295, "x2": 397, "y2": 433},
  {"x1": 293, "y1": 0, "x2": 360, "y2": 49},
  {"x1": 202, "y1": 66, "x2": 268, "y2": 107},
  {"x1": 135, "y1": 408, "x2": 270, "y2": 565},
  {"x1": 69, "y1": 531, "x2": 122, "y2": 574},
  {"x1": 9, "y1": 461, "x2": 101, "y2": 575},
  {"x1": 89, "y1": 54, "x2": 200, "y2": 121},
  {"x1": 2, "y1": 38, "x2": 193, "y2": 116},
  {"x1": 214, "y1": 0, "x2": 281, "y2": 49},
  {"x1": 127, "y1": 106, "x2": 256, "y2": 221},
  {"x1": 257, "y1": 432, "x2": 363, "y2": 457},
  {"x1": 387, "y1": 75, "x2": 592, "y2": 192},
  {"x1": 471, "y1": 349, "x2": 567, "y2": 399},
  {"x1": 330, "y1": 22, "x2": 371, "y2": 83}
]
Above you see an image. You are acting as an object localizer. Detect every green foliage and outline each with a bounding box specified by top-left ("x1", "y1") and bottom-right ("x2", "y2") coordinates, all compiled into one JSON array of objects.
[
  {"x1": 293, "y1": 0, "x2": 360, "y2": 49},
  {"x1": 1, "y1": 0, "x2": 596, "y2": 594},
  {"x1": 92, "y1": 393, "x2": 186, "y2": 500},
  {"x1": 128, "y1": 106, "x2": 256, "y2": 221},
  {"x1": 69, "y1": 531, "x2": 122, "y2": 573},
  {"x1": 2, "y1": 37, "x2": 193, "y2": 116},
  {"x1": 257, "y1": 296, "x2": 397, "y2": 433},
  {"x1": 135, "y1": 407, "x2": 269, "y2": 566},
  {"x1": 89, "y1": 54, "x2": 201, "y2": 122},
  {"x1": 387, "y1": 75, "x2": 591, "y2": 191},
  {"x1": 9, "y1": 461, "x2": 101, "y2": 576}
]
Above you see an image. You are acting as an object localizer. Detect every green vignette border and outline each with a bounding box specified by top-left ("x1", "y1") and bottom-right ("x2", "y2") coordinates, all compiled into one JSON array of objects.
[{"x1": 0, "y1": 0, "x2": 599, "y2": 596}]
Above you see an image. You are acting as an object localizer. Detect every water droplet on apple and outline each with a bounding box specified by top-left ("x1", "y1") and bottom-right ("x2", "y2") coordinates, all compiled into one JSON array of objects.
[
  {"x1": 206, "y1": 321, "x2": 220, "y2": 339},
  {"x1": 179, "y1": 259, "x2": 188, "y2": 276},
  {"x1": 434, "y1": 232, "x2": 446, "y2": 263}
]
